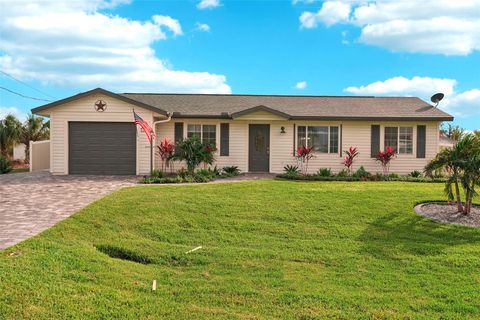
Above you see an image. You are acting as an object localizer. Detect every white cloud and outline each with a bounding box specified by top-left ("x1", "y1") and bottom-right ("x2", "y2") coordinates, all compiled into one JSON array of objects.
[
  {"x1": 195, "y1": 22, "x2": 211, "y2": 32},
  {"x1": 344, "y1": 76, "x2": 480, "y2": 117},
  {"x1": 0, "y1": 0, "x2": 231, "y2": 93},
  {"x1": 294, "y1": 81, "x2": 307, "y2": 89},
  {"x1": 152, "y1": 15, "x2": 183, "y2": 36},
  {"x1": 300, "y1": 1, "x2": 350, "y2": 28},
  {"x1": 300, "y1": 0, "x2": 480, "y2": 55},
  {"x1": 0, "y1": 106, "x2": 27, "y2": 120},
  {"x1": 197, "y1": 0, "x2": 220, "y2": 10}
]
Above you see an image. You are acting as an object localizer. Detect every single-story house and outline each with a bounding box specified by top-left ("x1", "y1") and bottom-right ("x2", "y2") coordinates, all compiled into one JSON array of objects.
[{"x1": 32, "y1": 88, "x2": 453, "y2": 175}]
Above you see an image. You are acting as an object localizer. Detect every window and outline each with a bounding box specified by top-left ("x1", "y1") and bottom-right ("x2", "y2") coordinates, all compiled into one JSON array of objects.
[
  {"x1": 297, "y1": 125, "x2": 339, "y2": 154},
  {"x1": 187, "y1": 124, "x2": 216, "y2": 145},
  {"x1": 384, "y1": 127, "x2": 398, "y2": 152},
  {"x1": 399, "y1": 127, "x2": 413, "y2": 154},
  {"x1": 384, "y1": 126, "x2": 413, "y2": 154}
]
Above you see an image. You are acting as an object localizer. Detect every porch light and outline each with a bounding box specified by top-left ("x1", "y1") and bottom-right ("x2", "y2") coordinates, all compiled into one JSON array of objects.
[{"x1": 280, "y1": 126, "x2": 286, "y2": 134}]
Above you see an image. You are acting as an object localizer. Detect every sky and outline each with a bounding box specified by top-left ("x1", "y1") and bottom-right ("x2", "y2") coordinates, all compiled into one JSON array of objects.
[{"x1": 0, "y1": 0, "x2": 479, "y2": 130}]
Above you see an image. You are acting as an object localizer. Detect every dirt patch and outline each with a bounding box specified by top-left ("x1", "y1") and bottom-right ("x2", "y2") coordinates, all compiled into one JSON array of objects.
[{"x1": 414, "y1": 202, "x2": 480, "y2": 228}]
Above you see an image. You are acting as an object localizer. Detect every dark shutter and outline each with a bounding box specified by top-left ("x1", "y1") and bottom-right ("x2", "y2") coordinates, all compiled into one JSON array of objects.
[
  {"x1": 174, "y1": 122, "x2": 183, "y2": 143},
  {"x1": 371, "y1": 125, "x2": 380, "y2": 158},
  {"x1": 293, "y1": 123, "x2": 296, "y2": 156},
  {"x1": 339, "y1": 124, "x2": 343, "y2": 157},
  {"x1": 417, "y1": 125, "x2": 426, "y2": 158},
  {"x1": 220, "y1": 123, "x2": 229, "y2": 156}
]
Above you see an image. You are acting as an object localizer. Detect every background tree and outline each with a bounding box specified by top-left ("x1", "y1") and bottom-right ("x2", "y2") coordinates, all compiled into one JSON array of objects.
[
  {"x1": 18, "y1": 114, "x2": 50, "y2": 163},
  {"x1": 0, "y1": 114, "x2": 22, "y2": 157},
  {"x1": 441, "y1": 123, "x2": 465, "y2": 141}
]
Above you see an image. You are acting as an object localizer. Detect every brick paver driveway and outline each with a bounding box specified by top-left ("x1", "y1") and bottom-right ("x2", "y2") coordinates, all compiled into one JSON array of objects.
[{"x1": 0, "y1": 172, "x2": 139, "y2": 250}]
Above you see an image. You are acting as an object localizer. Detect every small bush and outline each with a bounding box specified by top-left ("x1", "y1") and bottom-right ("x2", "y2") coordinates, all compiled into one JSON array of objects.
[
  {"x1": 353, "y1": 166, "x2": 371, "y2": 179},
  {"x1": 336, "y1": 169, "x2": 349, "y2": 177},
  {"x1": 196, "y1": 168, "x2": 216, "y2": 180},
  {"x1": 408, "y1": 170, "x2": 422, "y2": 178},
  {"x1": 283, "y1": 165, "x2": 300, "y2": 176},
  {"x1": 0, "y1": 156, "x2": 12, "y2": 174},
  {"x1": 150, "y1": 169, "x2": 165, "y2": 178},
  {"x1": 222, "y1": 166, "x2": 240, "y2": 176},
  {"x1": 316, "y1": 168, "x2": 332, "y2": 177},
  {"x1": 388, "y1": 173, "x2": 400, "y2": 179}
]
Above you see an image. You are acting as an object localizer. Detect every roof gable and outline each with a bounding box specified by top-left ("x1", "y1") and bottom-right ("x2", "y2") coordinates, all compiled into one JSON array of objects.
[
  {"x1": 231, "y1": 105, "x2": 291, "y2": 120},
  {"x1": 32, "y1": 88, "x2": 167, "y2": 116}
]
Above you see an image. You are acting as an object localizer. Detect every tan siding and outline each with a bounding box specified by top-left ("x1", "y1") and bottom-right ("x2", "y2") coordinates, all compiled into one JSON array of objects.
[
  {"x1": 47, "y1": 93, "x2": 155, "y2": 175},
  {"x1": 156, "y1": 119, "x2": 440, "y2": 175}
]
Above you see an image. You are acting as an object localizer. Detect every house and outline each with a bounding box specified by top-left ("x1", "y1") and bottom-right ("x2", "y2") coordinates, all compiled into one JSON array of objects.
[
  {"x1": 32, "y1": 88, "x2": 453, "y2": 175},
  {"x1": 439, "y1": 133, "x2": 456, "y2": 151}
]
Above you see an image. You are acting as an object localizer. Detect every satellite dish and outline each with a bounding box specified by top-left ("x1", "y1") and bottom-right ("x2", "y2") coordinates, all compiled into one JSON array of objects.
[{"x1": 430, "y1": 93, "x2": 444, "y2": 107}]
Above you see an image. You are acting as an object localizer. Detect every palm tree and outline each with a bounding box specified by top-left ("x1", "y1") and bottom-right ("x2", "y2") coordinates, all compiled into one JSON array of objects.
[
  {"x1": 18, "y1": 114, "x2": 50, "y2": 163},
  {"x1": 425, "y1": 134, "x2": 480, "y2": 214},
  {"x1": 425, "y1": 147, "x2": 463, "y2": 212},
  {"x1": 0, "y1": 114, "x2": 22, "y2": 158},
  {"x1": 441, "y1": 124, "x2": 465, "y2": 141}
]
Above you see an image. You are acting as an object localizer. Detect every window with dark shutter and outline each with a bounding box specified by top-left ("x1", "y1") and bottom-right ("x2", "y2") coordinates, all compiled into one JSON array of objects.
[
  {"x1": 371, "y1": 125, "x2": 380, "y2": 158},
  {"x1": 417, "y1": 125, "x2": 426, "y2": 158},
  {"x1": 220, "y1": 123, "x2": 229, "y2": 156}
]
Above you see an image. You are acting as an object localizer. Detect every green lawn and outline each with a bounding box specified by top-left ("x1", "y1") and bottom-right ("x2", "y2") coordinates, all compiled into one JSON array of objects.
[{"x1": 1, "y1": 181, "x2": 480, "y2": 319}]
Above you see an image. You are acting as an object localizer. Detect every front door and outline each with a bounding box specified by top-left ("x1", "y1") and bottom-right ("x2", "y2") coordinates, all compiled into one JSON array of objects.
[{"x1": 248, "y1": 124, "x2": 270, "y2": 172}]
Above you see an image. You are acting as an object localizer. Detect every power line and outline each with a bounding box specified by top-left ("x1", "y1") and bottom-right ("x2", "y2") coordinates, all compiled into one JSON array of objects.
[
  {"x1": 0, "y1": 70, "x2": 56, "y2": 99},
  {"x1": 0, "y1": 86, "x2": 52, "y2": 102}
]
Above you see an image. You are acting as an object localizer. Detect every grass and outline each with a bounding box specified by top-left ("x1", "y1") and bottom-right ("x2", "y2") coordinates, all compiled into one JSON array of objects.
[{"x1": 1, "y1": 180, "x2": 480, "y2": 319}]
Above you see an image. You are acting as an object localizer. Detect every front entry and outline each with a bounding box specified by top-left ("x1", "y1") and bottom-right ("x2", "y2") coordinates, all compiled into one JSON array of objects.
[{"x1": 248, "y1": 124, "x2": 270, "y2": 172}]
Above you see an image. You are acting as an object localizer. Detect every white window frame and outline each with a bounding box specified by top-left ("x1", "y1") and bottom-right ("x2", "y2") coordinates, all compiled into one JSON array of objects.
[
  {"x1": 297, "y1": 125, "x2": 339, "y2": 154},
  {"x1": 384, "y1": 126, "x2": 414, "y2": 155},
  {"x1": 187, "y1": 124, "x2": 217, "y2": 145}
]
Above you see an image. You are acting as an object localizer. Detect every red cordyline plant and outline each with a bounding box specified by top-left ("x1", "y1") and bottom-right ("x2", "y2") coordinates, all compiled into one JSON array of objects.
[
  {"x1": 157, "y1": 138, "x2": 175, "y2": 171},
  {"x1": 343, "y1": 146, "x2": 359, "y2": 175},
  {"x1": 296, "y1": 145, "x2": 315, "y2": 175},
  {"x1": 375, "y1": 146, "x2": 396, "y2": 175}
]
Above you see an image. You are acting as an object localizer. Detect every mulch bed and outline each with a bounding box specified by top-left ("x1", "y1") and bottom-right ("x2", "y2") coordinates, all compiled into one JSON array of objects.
[{"x1": 414, "y1": 202, "x2": 480, "y2": 228}]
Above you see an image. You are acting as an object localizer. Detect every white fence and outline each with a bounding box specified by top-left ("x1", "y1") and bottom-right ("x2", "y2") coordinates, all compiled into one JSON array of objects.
[{"x1": 30, "y1": 140, "x2": 50, "y2": 172}]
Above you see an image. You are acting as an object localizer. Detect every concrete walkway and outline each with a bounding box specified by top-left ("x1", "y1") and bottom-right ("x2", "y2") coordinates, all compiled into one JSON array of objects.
[{"x1": 0, "y1": 172, "x2": 138, "y2": 250}]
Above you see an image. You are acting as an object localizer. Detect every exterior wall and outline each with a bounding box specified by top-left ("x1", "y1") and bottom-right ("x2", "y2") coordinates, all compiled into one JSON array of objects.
[
  {"x1": 39, "y1": 93, "x2": 154, "y2": 175},
  {"x1": 156, "y1": 118, "x2": 440, "y2": 175},
  {"x1": 30, "y1": 140, "x2": 50, "y2": 172}
]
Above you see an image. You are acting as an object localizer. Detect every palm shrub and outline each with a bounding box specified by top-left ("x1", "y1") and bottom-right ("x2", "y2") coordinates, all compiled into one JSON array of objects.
[
  {"x1": 425, "y1": 133, "x2": 480, "y2": 214},
  {"x1": 171, "y1": 137, "x2": 205, "y2": 173},
  {"x1": 408, "y1": 170, "x2": 422, "y2": 178},
  {"x1": 283, "y1": 164, "x2": 300, "y2": 176},
  {"x1": 0, "y1": 156, "x2": 12, "y2": 174},
  {"x1": 222, "y1": 166, "x2": 240, "y2": 176}
]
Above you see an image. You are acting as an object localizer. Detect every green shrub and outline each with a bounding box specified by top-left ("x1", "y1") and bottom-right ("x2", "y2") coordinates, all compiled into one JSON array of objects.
[
  {"x1": 387, "y1": 173, "x2": 400, "y2": 179},
  {"x1": 276, "y1": 173, "x2": 446, "y2": 183},
  {"x1": 316, "y1": 168, "x2": 332, "y2": 177},
  {"x1": 352, "y1": 166, "x2": 371, "y2": 179},
  {"x1": 196, "y1": 168, "x2": 216, "y2": 179},
  {"x1": 283, "y1": 164, "x2": 300, "y2": 176},
  {"x1": 171, "y1": 137, "x2": 207, "y2": 173},
  {"x1": 150, "y1": 169, "x2": 165, "y2": 178},
  {"x1": 0, "y1": 156, "x2": 12, "y2": 174},
  {"x1": 336, "y1": 169, "x2": 349, "y2": 177},
  {"x1": 222, "y1": 166, "x2": 240, "y2": 176},
  {"x1": 408, "y1": 170, "x2": 422, "y2": 178}
]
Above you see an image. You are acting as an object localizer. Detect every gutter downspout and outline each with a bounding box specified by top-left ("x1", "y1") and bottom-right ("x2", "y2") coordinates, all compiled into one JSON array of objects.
[{"x1": 151, "y1": 112, "x2": 173, "y2": 171}]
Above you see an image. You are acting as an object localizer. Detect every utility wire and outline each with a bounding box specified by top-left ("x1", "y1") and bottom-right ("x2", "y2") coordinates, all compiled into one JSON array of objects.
[
  {"x1": 0, "y1": 86, "x2": 52, "y2": 102},
  {"x1": 0, "y1": 70, "x2": 56, "y2": 99}
]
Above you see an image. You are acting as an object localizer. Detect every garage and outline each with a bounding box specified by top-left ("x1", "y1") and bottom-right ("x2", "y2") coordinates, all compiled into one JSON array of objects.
[{"x1": 69, "y1": 122, "x2": 136, "y2": 175}]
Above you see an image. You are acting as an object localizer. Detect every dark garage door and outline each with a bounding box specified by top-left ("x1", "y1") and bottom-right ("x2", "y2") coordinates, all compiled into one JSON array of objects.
[{"x1": 69, "y1": 122, "x2": 136, "y2": 175}]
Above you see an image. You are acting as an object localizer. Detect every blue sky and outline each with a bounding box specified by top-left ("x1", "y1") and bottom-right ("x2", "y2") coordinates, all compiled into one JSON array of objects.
[{"x1": 0, "y1": 0, "x2": 479, "y2": 129}]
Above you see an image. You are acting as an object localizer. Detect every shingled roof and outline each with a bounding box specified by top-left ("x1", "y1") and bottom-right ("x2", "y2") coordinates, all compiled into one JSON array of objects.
[
  {"x1": 32, "y1": 88, "x2": 453, "y2": 121},
  {"x1": 121, "y1": 93, "x2": 453, "y2": 121}
]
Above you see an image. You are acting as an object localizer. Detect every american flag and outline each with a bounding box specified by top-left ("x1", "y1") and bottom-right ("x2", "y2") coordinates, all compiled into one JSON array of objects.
[{"x1": 133, "y1": 110, "x2": 154, "y2": 143}]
